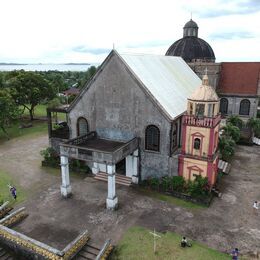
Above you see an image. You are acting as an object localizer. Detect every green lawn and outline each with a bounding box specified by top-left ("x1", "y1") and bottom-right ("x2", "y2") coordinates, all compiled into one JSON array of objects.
[
  {"x1": 111, "y1": 226, "x2": 230, "y2": 260},
  {"x1": 22, "y1": 104, "x2": 48, "y2": 118},
  {"x1": 0, "y1": 121, "x2": 47, "y2": 144},
  {"x1": 138, "y1": 188, "x2": 205, "y2": 209},
  {"x1": 0, "y1": 170, "x2": 26, "y2": 206}
]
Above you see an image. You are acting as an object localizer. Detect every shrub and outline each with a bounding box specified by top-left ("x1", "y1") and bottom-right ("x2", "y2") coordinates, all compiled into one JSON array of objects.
[
  {"x1": 40, "y1": 147, "x2": 59, "y2": 166},
  {"x1": 186, "y1": 175, "x2": 209, "y2": 196},
  {"x1": 171, "y1": 176, "x2": 185, "y2": 192},
  {"x1": 247, "y1": 117, "x2": 260, "y2": 138},
  {"x1": 161, "y1": 176, "x2": 171, "y2": 192},
  {"x1": 227, "y1": 115, "x2": 244, "y2": 129},
  {"x1": 218, "y1": 136, "x2": 236, "y2": 161},
  {"x1": 148, "y1": 177, "x2": 160, "y2": 190},
  {"x1": 222, "y1": 123, "x2": 240, "y2": 143}
]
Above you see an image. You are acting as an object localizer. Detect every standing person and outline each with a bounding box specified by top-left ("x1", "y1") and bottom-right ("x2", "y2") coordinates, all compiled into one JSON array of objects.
[
  {"x1": 253, "y1": 201, "x2": 258, "y2": 215},
  {"x1": 231, "y1": 248, "x2": 239, "y2": 260},
  {"x1": 8, "y1": 185, "x2": 17, "y2": 200}
]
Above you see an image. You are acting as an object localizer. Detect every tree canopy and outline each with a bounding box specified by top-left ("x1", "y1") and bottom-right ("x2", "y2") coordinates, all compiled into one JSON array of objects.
[
  {"x1": 8, "y1": 71, "x2": 56, "y2": 120},
  {"x1": 0, "y1": 89, "x2": 21, "y2": 138}
]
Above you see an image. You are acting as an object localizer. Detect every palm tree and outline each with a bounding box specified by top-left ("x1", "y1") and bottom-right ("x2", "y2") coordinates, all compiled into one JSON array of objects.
[
  {"x1": 222, "y1": 123, "x2": 240, "y2": 143},
  {"x1": 247, "y1": 117, "x2": 260, "y2": 138},
  {"x1": 227, "y1": 115, "x2": 244, "y2": 129}
]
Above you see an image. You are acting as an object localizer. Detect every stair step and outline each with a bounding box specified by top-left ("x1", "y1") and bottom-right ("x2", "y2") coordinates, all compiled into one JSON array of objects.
[
  {"x1": 79, "y1": 250, "x2": 97, "y2": 259},
  {"x1": 82, "y1": 246, "x2": 100, "y2": 255},
  {"x1": 94, "y1": 173, "x2": 132, "y2": 186}
]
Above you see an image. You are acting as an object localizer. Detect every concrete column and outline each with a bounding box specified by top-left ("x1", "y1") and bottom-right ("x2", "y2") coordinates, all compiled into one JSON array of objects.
[
  {"x1": 60, "y1": 155, "x2": 72, "y2": 198},
  {"x1": 132, "y1": 149, "x2": 139, "y2": 184},
  {"x1": 92, "y1": 162, "x2": 99, "y2": 175},
  {"x1": 126, "y1": 155, "x2": 133, "y2": 178},
  {"x1": 106, "y1": 164, "x2": 118, "y2": 210}
]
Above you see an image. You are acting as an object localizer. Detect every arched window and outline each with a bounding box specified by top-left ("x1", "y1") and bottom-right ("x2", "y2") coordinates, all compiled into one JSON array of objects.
[
  {"x1": 239, "y1": 99, "x2": 250, "y2": 116},
  {"x1": 77, "y1": 117, "x2": 88, "y2": 136},
  {"x1": 194, "y1": 138, "x2": 201, "y2": 150},
  {"x1": 220, "y1": 98, "x2": 228, "y2": 114},
  {"x1": 145, "y1": 125, "x2": 160, "y2": 152}
]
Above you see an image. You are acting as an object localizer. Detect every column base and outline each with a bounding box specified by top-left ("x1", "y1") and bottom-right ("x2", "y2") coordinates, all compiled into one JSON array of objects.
[
  {"x1": 92, "y1": 167, "x2": 99, "y2": 175},
  {"x1": 60, "y1": 185, "x2": 72, "y2": 198},
  {"x1": 132, "y1": 175, "x2": 139, "y2": 184},
  {"x1": 106, "y1": 196, "x2": 118, "y2": 210}
]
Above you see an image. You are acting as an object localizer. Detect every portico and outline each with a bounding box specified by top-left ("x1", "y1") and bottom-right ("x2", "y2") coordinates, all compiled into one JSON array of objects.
[{"x1": 59, "y1": 131, "x2": 139, "y2": 210}]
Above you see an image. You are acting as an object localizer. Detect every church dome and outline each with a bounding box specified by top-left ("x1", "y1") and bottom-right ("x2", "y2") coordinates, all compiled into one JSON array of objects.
[
  {"x1": 165, "y1": 19, "x2": 215, "y2": 63},
  {"x1": 189, "y1": 75, "x2": 219, "y2": 101}
]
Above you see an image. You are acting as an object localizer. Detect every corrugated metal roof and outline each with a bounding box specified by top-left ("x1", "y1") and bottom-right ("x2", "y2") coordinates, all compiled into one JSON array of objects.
[{"x1": 118, "y1": 52, "x2": 201, "y2": 120}]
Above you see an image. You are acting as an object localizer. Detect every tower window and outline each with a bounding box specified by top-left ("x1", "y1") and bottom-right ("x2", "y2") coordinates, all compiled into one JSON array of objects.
[
  {"x1": 239, "y1": 99, "x2": 250, "y2": 116},
  {"x1": 195, "y1": 104, "x2": 205, "y2": 117},
  {"x1": 145, "y1": 125, "x2": 160, "y2": 152},
  {"x1": 194, "y1": 138, "x2": 201, "y2": 150}
]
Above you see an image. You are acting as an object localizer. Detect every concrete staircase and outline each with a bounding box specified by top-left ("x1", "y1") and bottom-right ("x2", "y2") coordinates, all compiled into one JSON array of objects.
[
  {"x1": 74, "y1": 241, "x2": 101, "y2": 259},
  {"x1": 73, "y1": 239, "x2": 112, "y2": 260},
  {"x1": 0, "y1": 247, "x2": 13, "y2": 260},
  {"x1": 94, "y1": 172, "x2": 132, "y2": 186}
]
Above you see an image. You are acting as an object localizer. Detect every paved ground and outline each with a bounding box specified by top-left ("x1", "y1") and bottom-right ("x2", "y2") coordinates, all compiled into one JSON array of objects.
[{"x1": 0, "y1": 134, "x2": 259, "y2": 255}]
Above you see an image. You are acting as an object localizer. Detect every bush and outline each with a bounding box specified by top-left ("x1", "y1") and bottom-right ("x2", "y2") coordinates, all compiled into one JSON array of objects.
[
  {"x1": 171, "y1": 176, "x2": 185, "y2": 192},
  {"x1": 186, "y1": 175, "x2": 209, "y2": 196},
  {"x1": 161, "y1": 176, "x2": 171, "y2": 192},
  {"x1": 40, "y1": 147, "x2": 59, "y2": 166},
  {"x1": 222, "y1": 123, "x2": 240, "y2": 143},
  {"x1": 147, "y1": 177, "x2": 160, "y2": 190},
  {"x1": 227, "y1": 115, "x2": 244, "y2": 129}
]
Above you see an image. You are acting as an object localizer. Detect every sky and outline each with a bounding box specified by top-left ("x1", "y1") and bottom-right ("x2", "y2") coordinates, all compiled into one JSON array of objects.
[{"x1": 0, "y1": 0, "x2": 259, "y2": 64}]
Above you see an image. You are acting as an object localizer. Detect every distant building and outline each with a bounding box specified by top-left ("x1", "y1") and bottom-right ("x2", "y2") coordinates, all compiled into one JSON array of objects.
[{"x1": 166, "y1": 19, "x2": 260, "y2": 118}]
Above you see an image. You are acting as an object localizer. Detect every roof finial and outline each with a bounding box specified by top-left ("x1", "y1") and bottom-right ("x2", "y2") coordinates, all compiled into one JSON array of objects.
[
  {"x1": 204, "y1": 67, "x2": 208, "y2": 75},
  {"x1": 191, "y1": 12, "x2": 192, "y2": 20},
  {"x1": 113, "y1": 43, "x2": 115, "y2": 50}
]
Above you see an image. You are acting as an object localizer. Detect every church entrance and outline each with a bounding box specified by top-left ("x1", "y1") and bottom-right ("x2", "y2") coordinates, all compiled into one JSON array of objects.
[{"x1": 116, "y1": 158, "x2": 126, "y2": 175}]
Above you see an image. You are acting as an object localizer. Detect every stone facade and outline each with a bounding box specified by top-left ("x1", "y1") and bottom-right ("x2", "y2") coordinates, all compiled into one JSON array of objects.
[
  {"x1": 188, "y1": 62, "x2": 259, "y2": 118},
  {"x1": 67, "y1": 52, "x2": 182, "y2": 180}
]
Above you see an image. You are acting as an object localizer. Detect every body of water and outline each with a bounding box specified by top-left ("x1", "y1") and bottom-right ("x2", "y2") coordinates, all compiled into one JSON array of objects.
[{"x1": 0, "y1": 63, "x2": 98, "y2": 71}]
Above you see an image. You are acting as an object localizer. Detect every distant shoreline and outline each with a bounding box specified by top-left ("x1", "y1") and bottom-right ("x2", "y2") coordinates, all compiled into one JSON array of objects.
[{"x1": 0, "y1": 62, "x2": 90, "y2": 66}]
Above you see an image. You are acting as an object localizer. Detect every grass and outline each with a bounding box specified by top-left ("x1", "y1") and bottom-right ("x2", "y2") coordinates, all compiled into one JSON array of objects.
[
  {"x1": 0, "y1": 120, "x2": 47, "y2": 144},
  {"x1": 111, "y1": 226, "x2": 230, "y2": 260},
  {"x1": 138, "y1": 188, "x2": 205, "y2": 209},
  {"x1": 0, "y1": 104, "x2": 50, "y2": 143},
  {"x1": 0, "y1": 170, "x2": 26, "y2": 207}
]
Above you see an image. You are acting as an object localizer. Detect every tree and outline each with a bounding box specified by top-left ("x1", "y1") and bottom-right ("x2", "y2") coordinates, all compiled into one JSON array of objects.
[
  {"x1": 0, "y1": 89, "x2": 21, "y2": 138},
  {"x1": 227, "y1": 115, "x2": 244, "y2": 129},
  {"x1": 8, "y1": 71, "x2": 56, "y2": 120},
  {"x1": 222, "y1": 123, "x2": 240, "y2": 143},
  {"x1": 218, "y1": 136, "x2": 236, "y2": 161},
  {"x1": 247, "y1": 117, "x2": 260, "y2": 138}
]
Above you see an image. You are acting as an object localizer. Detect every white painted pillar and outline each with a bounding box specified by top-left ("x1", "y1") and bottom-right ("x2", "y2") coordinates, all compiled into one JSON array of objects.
[
  {"x1": 92, "y1": 162, "x2": 99, "y2": 175},
  {"x1": 132, "y1": 149, "x2": 139, "y2": 184},
  {"x1": 106, "y1": 164, "x2": 118, "y2": 210},
  {"x1": 60, "y1": 155, "x2": 72, "y2": 198},
  {"x1": 126, "y1": 155, "x2": 133, "y2": 178}
]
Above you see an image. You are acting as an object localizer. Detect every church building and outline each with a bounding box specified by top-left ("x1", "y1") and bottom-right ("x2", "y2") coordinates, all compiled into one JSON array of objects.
[
  {"x1": 166, "y1": 19, "x2": 260, "y2": 119},
  {"x1": 47, "y1": 50, "x2": 206, "y2": 209}
]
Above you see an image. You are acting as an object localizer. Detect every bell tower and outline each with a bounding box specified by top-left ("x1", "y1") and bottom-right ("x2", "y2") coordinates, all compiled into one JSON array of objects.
[{"x1": 178, "y1": 73, "x2": 221, "y2": 186}]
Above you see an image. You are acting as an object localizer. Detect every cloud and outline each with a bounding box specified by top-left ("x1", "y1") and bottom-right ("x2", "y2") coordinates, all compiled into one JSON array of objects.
[
  {"x1": 72, "y1": 46, "x2": 111, "y2": 55},
  {"x1": 209, "y1": 31, "x2": 255, "y2": 40},
  {"x1": 125, "y1": 40, "x2": 172, "y2": 49},
  {"x1": 197, "y1": 0, "x2": 260, "y2": 18}
]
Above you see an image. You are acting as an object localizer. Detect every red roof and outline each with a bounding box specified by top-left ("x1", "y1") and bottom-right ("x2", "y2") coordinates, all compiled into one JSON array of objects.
[{"x1": 218, "y1": 62, "x2": 260, "y2": 95}]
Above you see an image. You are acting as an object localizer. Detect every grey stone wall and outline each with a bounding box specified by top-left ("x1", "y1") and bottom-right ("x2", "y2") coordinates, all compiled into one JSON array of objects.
[
  {"x1": 188, "y1": 62, "x2": 221, "y2": 89},
  {"x1": 68, "y1": 53, "x2": 175, "y2": 179},
  {"x1": 220, "y1": 95, "x2": 258, "y2": 118}
]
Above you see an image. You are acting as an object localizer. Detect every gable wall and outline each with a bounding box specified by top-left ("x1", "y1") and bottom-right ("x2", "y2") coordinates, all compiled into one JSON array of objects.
[{"x1": 68, "y1": 53, "x2": 175, "y2": 179}]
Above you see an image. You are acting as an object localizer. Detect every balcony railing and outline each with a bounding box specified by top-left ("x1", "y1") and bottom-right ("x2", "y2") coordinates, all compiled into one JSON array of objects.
[
  {"x1": 183, "y1": 114, "x2": 221, "y2": 128},
  {"x1": 60, "y1": 132, "x2": 139, "y2": 164}
]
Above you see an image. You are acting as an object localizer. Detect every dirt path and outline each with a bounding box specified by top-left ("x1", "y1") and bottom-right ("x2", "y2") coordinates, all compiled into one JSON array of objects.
[{"x1": 0, "y1": 135, "x2": 259, "y2": 255}]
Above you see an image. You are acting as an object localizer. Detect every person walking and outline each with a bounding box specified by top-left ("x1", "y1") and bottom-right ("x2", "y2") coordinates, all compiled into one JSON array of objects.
[
  {"x1": 8, "y1": 185, "x2": 17, "y2": 200},
  {"x1": 231, "y1": 248, "x2": 239, "y2": 260}
]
